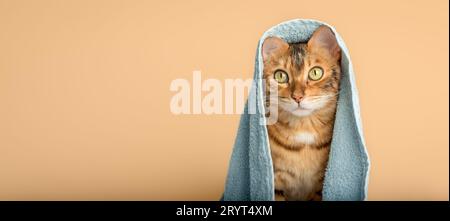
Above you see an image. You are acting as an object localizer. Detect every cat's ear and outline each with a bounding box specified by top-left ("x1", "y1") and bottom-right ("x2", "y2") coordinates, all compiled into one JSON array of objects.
[
  {"x1": 307, "y1": 26, "x2": 341, "y2": 60},
  {"x1": 262, "y1": 37, "x2": 288, "y2": 62}
]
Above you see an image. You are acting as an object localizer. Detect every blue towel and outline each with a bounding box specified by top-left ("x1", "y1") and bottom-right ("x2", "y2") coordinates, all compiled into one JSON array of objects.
[{"x1": 222, "y1": 19, "x2": 370, "y2": 201}]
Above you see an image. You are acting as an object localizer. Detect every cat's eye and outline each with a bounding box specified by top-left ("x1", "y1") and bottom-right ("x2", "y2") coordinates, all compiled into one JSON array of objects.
[
  {"x1": 274, "y1": 70, "x2": 289, "y2": 83},
  {"x1": 308, "y1": 67, "x2": 324, "y2": 81}
]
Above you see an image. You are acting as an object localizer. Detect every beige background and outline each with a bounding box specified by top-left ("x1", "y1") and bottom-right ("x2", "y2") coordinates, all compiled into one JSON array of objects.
[{"x1": 0, "y1": 0, "x2": 448, "y2": 200}]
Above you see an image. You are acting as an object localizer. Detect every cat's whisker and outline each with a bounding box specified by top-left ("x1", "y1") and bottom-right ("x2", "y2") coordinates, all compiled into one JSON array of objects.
[{"x1": 306, "y1": 94, "x2": 339, "y2": 100}]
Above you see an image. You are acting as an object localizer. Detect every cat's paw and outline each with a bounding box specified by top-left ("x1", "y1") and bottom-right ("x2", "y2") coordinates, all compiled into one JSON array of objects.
[{"x1": 274, "y1": 189, "x2": 286, "y2": 201}]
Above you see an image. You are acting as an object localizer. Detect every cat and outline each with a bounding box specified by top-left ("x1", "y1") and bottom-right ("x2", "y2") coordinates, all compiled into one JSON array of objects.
[{"x1": 262, "y1": 26, "x2": 341, "y2": 201}]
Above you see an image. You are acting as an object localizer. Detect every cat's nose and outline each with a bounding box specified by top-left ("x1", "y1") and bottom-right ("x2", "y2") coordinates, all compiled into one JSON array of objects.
[{"x1": 291, "y1": 94, "x2": 303, "y2": 103}]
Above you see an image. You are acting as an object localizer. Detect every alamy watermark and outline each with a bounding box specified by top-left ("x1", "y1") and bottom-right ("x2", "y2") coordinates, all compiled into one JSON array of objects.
[{"x1": 169, "y1": 71, "x2": 278, "y2": 125}]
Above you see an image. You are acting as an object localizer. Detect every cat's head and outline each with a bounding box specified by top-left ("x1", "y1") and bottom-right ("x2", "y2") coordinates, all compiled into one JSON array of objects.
[{"x1": 262, "y1": 26, "x2": 341, "y2": 117}]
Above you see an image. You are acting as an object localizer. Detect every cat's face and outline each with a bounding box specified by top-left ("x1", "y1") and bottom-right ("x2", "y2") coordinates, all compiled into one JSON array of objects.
[{"x1": 262, "y1": 26, "x2": 341, "y2": 117}]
